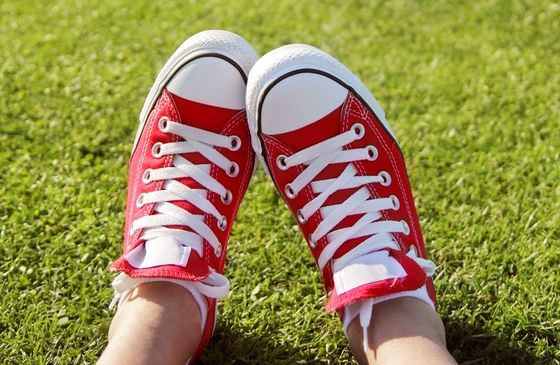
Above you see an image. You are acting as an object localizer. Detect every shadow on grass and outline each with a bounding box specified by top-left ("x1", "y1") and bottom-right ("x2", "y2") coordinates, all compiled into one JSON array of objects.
[
  {"x1": 197, "y1": 317, "x2": 553, "y2": 364},
  {"x1": 444, "y1": 317, "x2": 552, "y2": 365},
  {"x1": 198, "y1": 324, "x2": 348, "y2": 365}
]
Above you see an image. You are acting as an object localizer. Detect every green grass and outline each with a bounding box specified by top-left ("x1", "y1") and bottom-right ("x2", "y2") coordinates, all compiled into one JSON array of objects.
[{"x1": 1, "y1": 0, "x2": 559, "y2": 363}]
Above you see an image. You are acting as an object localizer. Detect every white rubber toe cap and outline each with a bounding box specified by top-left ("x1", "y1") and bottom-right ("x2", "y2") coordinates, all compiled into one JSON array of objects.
[
  {"x1": 246, "y1": 44, "x2": 395, "y2": 165},
  {"x1": 133, "y1": 30, "x2": 258, "y2": 152},
  {"x1": 167, "y1": 57, "x2": 247, "y2": 109},
  {"x1": 261, "y1": 72, "x2": 348, "y2": 135}
]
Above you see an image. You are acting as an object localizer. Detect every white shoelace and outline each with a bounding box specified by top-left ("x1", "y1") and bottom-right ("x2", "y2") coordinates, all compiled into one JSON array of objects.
[
  {"x1": 119, "y1": 116, "x2": 242, "y2": 300},
  {"x1": 277, "y1": 122, "x2": 435, "y2": 351}
]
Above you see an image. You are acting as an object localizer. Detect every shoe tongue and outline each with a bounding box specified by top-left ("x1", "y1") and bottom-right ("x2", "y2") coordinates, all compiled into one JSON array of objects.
[
  {"x1": 164, "y1": 88, "x2": 241, "y2": 211},
  {"x1": 163, "y1": 89, "x2": 238, "y2": 239},
  {"x1": 115, "y1": 237, "x2": 211, "y2": 281},
  {"x1": 167, "y1": 89, "x2": 240, "y2": 131},
  {"x1": 272, "y1": 103, "x2": 350, "y2": 194},
  {"x1": 333, "y1": 251, "x2": 406, "y2": 294},
  {"x1": 270, "y1": 104, "x2": 343, "y2": 153},
  {"x1": 326, "y1": 249, "x2": 427, "y2": 312}
]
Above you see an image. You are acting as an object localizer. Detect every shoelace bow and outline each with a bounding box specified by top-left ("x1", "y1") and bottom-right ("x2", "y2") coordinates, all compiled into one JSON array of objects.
[
  {"x1": 127, "y1": 116, "x2": 242, "y2": 299},
  {"x1": 277, "y1": 122, "x2": 435, "y2": 350}
]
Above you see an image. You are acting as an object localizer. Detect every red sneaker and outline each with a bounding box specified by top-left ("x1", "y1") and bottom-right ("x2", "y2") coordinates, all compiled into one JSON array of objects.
[
  {"x1": 246, "y1": 45, "x2": 437, "y2": 347},
  {"x1": 111, "y1": 30, "x2": 258, "y2": 362}
]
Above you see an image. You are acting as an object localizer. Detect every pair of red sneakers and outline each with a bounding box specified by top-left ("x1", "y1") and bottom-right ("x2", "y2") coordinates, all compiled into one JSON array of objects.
[{"x1": 110, "y1": 30, "x2": 436, "y2": 362}]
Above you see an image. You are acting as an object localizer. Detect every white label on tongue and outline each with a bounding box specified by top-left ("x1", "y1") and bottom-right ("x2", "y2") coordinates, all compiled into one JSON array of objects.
[
  {"x1": 333, "y1": 250, "x2": 407, "y2": 294},
  {"x1": 125, "y1": 238, "x2": 191, "y2": 269}
]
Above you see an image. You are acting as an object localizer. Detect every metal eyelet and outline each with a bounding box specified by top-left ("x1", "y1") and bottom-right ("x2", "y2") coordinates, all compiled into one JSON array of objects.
[
  {"x1": 152, "y1": 142, "x2": 163, "y2": 158},
  {"x1": 229, "y1": 136, "x2": 241, "y2": 151},
  {"x1": 215, "y1": 244, "x2": 222, "y2": 256},
  {"x1": 379, "y1": 171, "x2": 392, "y2": 186},
  {"x1": 158, "y1": 116, "x2": 170, "y2": 132},
  {"x1": 136, "y1": 193, "x2": 145, "y2": 208},
  {"x1": 276, "y1": 155, "x2": 288, "y2": 171},
  {"x1": 366, "y1": 145, "x2": 378, "y2": 160},
  {"x1": 408, "y1": 245, "x2": 418, "y2": 257},
  {"x1": 221, "y1": 190, "x2": 233, "y2": 205},
  {"x1": 284, "y1": 184, "x2": 297, "y2": 199},
  {"x1": 351, "y1": 123, "x2": 365, "y2": 139},
  {"x1": 309, "y1": 235, "x2": 318, "y2": 249},
  {"x1": 389, "y1": 195, "x2": 400, "y2": 210},
  {"x1": 297, "y1": 210, "x2": 307, "y2": 224},
  {"x1": 218, "y1": 216, "x2": 227, "y2": 231},
  {"x1": 142, "y1": 169, "x2": 152, "y2": 184},
  {"x1": 227, "y1": 162, "x2": 239, "y2": 177},
  {"x1": 401, "y1": 220, "x2": 410, "y2": 235}
]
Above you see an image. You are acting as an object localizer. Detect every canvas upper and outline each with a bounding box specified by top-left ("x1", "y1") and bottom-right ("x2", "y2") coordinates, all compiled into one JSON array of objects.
[
  {"x1": 246, "y1": 44, "x2": 437, "y2": 347},
  {"x1": 110, "y1": 30, "x2": 258, "y2": 363}
]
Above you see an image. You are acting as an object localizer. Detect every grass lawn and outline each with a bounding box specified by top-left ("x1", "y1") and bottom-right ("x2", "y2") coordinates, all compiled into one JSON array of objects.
[{"x1": 1, "y1": 0, "x2": 559, "y2": 363}]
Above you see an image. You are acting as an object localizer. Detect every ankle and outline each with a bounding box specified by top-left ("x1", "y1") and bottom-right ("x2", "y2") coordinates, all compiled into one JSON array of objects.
[
  {"x1": 109, "y1": 281, "x2": 202, "y2": 340},
  {"x1": 347, "y1": 297, "x2": 452, "y2": 365},
  {"x1": 102, "y1": 282, "x2": 202, "y2": 365}
]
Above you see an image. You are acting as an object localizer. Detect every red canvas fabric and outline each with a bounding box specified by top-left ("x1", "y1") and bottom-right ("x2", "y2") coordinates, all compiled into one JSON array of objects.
[{"x1": 261, "y1": 92, "x2": 436, "y2": 313}]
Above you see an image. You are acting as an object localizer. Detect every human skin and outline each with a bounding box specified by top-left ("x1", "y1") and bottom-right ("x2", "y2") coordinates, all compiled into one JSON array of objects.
[{"x1": 99, "y1": 283, "x2": 456, "y2": 365}]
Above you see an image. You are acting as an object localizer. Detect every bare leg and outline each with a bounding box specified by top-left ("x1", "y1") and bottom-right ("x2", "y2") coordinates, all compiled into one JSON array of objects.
[
  {"x1": 347, "y1": 297, "x2": 457, "y2": 365},
  {"x1": 98, "y1": 282, "x2": 202, "y2": 365}
]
